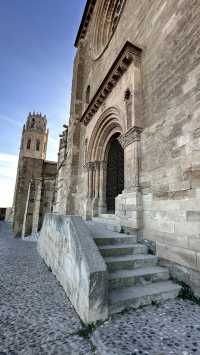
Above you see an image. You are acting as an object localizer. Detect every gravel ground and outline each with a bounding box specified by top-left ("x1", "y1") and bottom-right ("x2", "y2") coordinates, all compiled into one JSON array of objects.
[{"x1": 1, "y1": 221, "x2": 200, "y2": 355}]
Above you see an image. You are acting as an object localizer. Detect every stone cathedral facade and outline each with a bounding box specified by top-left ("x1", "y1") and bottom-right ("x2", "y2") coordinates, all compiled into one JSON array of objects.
[{"x1": 53, "y1": 0, "x2": 200, "y2": 295}]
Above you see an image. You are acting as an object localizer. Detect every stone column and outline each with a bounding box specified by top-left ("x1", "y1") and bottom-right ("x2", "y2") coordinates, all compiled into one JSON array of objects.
[
  {"x1": 84, "y1": 162, "x2": 96, "y2": 219},
  {"x1": 22, "y1": 180, "x2": 32, "y2": 238},
  {"x1": 98, "y1": 161, "x2": 107, "y2": 214},
  {"x1": 95, "y1": 162, "x2": 100, "y2": 199},
  {"x1": 32, "y1": 178, "x2": 42, "y2": 234},
  {"x1": 92, "y1": 162, "x2": 101, "y2": 216},
  {"x1": 118, "y1": 127, "x2": 142, "y2": 191},
  {"x1": 88, "y1": 166, "x2": 93, "y2": 199},
  {"x1": 117, "y1": 127, "x2": 143, "y2": 230}
]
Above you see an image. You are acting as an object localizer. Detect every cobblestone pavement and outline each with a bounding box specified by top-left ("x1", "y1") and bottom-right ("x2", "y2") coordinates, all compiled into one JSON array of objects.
[
  {"x1": 92, "y1": 299, "x2": 200, "y2": 355},
  {"x1": 1, "y1": 222, "x2": 200, "y2": 355},
  {"x1": 0, "y1": 222, "x2": 93, "y2": 355}
]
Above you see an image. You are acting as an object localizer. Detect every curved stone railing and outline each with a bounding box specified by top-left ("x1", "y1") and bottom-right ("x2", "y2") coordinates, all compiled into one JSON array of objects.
[{"x1": 38, "y1": 214, "x2": 108, "y2": 324}]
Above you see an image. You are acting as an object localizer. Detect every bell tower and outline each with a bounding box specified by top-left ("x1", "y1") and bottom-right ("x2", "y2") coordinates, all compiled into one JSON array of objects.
[
  {"x1": 21, "y1": 112, "x2": 48, "y2": 160},
  {"x1": 13, "y1": 112, "x2": 49, "y2": 237}
]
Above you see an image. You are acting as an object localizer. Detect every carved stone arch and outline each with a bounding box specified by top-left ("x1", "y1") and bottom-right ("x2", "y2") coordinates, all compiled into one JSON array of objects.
[
  {"x1": 85, "y1": 106, "x2": 125, "y2": 217},
  {"x1": 91, "y1": 0, "x2": 126, "y2": 60},
  {"x1": 87, "y1": 106, "x2": 125, "y2": 162}
]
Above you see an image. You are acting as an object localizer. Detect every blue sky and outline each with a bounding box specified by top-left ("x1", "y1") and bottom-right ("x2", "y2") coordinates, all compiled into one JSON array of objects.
[{"x1": 0, "y1": 0, "x2": 86, "y2": 207}]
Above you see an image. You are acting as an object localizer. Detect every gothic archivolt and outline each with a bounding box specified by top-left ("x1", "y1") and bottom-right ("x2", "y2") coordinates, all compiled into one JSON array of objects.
[
  {"x1": 86, "y1": 107, "x2": 125, "y2": 162},
  {"x1": 91, "y1": 0, "x2": 126, "y2": 60}
]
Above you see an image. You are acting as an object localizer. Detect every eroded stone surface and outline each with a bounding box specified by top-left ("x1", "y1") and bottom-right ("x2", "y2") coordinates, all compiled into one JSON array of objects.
[{"x1": 38, "y1": 214, "x2": 108, "y2": 325}]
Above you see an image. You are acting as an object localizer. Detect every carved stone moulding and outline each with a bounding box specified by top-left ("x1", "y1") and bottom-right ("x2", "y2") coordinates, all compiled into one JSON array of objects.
[
  {"x1": 118, "y1": 126, "x2": 143, "y2": 149},
  {"x1": 75, "y1": 0, "x2": 97, "y2": 47},
  {"x1": 80, "y1": 41, "x2": 142, "y2": 126},
  {"x1": 84, "y1": 160, "x2": 106, "y2": 171}
]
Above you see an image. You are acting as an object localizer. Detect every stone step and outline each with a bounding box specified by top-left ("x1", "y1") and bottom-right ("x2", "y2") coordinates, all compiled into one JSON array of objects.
[
  {"x1": 109, "y1": 281, "x2": 181, "y2": 314},
  {"x1": 94, "y1": 234, "x2": 137, "y2": 246},
  {"x1": 92, "y1": 217, "x2": 121, "y2": 232},
  {"x1": 99, "y1": 244, "x2": 147, "y2": 257},
  {"x1": 105, "y1": 254, "x2": 158, "y2": 272},
  {"x1": 109, "y1": 266, "x2": 170, "y2": 289},
  {"x1": 99, "y1": 213, "x2": 116, "y2": 219}
]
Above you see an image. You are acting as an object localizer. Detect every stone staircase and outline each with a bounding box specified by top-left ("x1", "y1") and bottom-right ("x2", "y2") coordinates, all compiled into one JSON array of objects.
[{"x1": 87, "y1": 215, "x2": 181, "y2": 315}]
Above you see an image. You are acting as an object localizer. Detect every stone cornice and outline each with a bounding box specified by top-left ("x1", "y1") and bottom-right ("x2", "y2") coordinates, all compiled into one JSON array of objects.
[
  {"x1": 118, "y1": 126, "x2": 143, "y2": 149},
  {"x1": 75, "y1": 0, "x2": 96, "y2": 47},
  {"x1": 80, "y1": 41, "x2": 142, "y2": 126}
]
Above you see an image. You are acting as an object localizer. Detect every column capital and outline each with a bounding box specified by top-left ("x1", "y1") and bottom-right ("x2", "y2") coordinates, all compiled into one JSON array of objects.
[
  {"x1": 84, "y1": 160, "x2": 106, "y2": 171},
  {"x1": 118, "y1": 126, "x2": 143, "y2": 149},
  {"x1": 84, "y1": 161, "x2": 96, "y2": 171}
]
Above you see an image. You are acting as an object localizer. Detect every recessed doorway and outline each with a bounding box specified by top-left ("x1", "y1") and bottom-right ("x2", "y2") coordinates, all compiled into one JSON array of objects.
[{"x1": 106, "y1": 133, "x2": 124, "y2": 213}]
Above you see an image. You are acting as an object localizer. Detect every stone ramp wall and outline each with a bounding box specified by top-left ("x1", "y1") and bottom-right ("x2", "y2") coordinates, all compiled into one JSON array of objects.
[{"x1": 38, "y1": 214, "x2": 108, "y2": 324}]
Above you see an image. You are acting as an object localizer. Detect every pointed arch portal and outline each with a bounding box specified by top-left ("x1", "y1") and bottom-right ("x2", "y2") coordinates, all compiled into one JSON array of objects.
[
  {"x1": 86, "y1": 107, "x2": 125, "y2": 216},
  {"x1": 106, "y1": 133, "x2": 124, "y2": 212}
]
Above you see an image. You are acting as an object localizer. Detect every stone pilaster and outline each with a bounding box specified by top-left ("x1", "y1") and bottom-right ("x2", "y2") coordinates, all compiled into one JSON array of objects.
[
  {"x1": 32, "y1": 179, "x2": 42, "y2": 234},
  {"x1": 21, "y1": 181, "x2": 32, "y2": 238},
  {"x1": 116, "y1": 127, "x2": 143, "y2": 230}
]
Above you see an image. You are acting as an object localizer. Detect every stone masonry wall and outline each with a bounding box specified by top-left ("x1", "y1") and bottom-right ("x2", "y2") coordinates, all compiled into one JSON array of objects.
[{"x1": 67, "y1": 0, "x2": 200, "y2": 285}]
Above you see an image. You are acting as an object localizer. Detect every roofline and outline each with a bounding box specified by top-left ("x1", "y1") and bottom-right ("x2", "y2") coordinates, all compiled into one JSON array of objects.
[{"x1": 74, "y1": 0, "x2": 96, "y2": 48}]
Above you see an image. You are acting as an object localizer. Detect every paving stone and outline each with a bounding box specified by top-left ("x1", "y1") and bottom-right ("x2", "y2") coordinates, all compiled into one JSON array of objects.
[
  {"x1": 92, "y1": 299, "x2": 200, "y2": 355},
  {"x1": 1, "y1": 221, "x2": 200, "y2": 355},
  {"x1": 0, "y1": 222, "x2": 93, "y2": 355}
]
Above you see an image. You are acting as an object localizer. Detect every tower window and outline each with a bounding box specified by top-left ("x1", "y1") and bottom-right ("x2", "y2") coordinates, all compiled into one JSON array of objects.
[
  {"x1": 27, "y1": 139, "x2": 31, "y2": 150},
  {"x1": 86, "y1": 85, "x2": 90, "y2": 104},
  {"x1": 36, "y1": 139, "x2": 40, "y2": 151},
  {"x1": 31, "y1": 118, "x2": 36, "y2": 128}
]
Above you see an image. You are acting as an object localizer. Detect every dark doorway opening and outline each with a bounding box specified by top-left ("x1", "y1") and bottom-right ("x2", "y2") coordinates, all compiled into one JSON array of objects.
[{"x1": 106, "y1": 133, "x2": 124, "y2": 213}]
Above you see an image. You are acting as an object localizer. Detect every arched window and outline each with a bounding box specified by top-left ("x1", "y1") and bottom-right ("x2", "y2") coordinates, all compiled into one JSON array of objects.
[
  {"x1": 27, "y1": 139, "x2": 31, "y2": 150},
  {"x1": 86, "y1": 85, "x2": 90, "y2": 104},
  {"x1": 36, "y1": 139, "x2": 40, "y2": 151},
  {"x1": 31, "y1": 118, "x2": 35, "y2": 128}
]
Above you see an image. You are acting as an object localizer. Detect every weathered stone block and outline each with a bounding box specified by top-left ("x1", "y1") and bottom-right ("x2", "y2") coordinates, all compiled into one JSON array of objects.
[
  {"x1": 187, "y1": 211, "x2": 200, "y2": 222},
  {"x1": 157, "y1": 242, "x2": 197, "y2": 270},
  {"x1": 38, "y1": 214, "x2": 108, "y2": 324},
  {"x1": 189, "y1": 234, "x2": 200, "y2": 252}
]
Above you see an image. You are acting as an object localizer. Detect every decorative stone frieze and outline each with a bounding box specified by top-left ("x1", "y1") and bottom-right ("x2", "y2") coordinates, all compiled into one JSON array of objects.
[
  {"x1": 118, "y1": 126, "x2": 143, "y2": 149},
  {"x1": 80, "y1": 42, "x2": 142, "y2": 126}
]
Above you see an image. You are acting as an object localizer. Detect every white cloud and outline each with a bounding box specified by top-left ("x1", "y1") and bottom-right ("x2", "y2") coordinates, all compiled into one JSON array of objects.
[
  {"x1": 0, "y1": 153, "x2": 18, "y2": 207},
  {"x1": 46, "y1": 135, "x2": 59, "y2": 162}
]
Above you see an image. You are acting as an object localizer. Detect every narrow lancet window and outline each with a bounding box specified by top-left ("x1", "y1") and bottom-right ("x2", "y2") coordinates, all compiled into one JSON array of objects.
[
  {"x1": 27, "y1": 139, "x2": 31, "y2": 150},
  {"x1": 36, "y1": 139, "x2": 40, "y2": 151}
]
